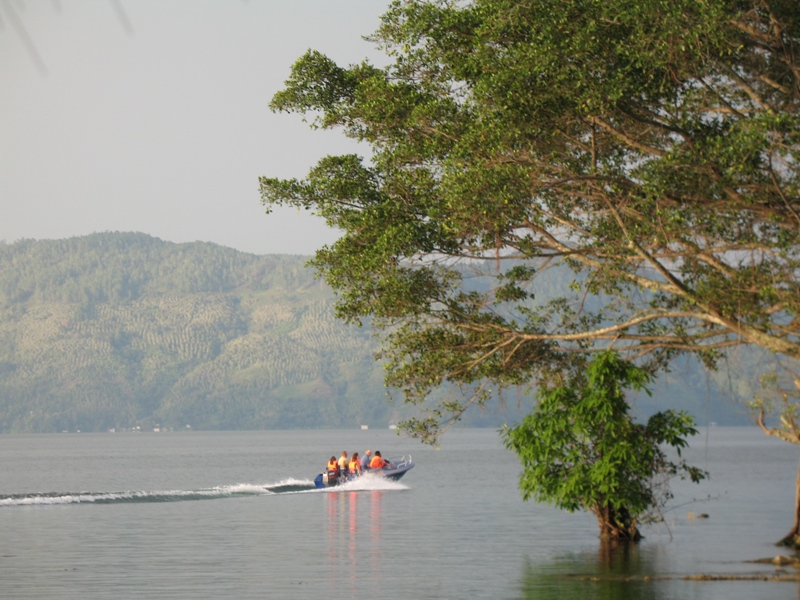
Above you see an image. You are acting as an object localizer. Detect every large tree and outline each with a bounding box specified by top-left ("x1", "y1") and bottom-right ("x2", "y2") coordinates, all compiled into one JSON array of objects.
[
  {"x1": 261, "y1": 0, "x2": 799, "y2": 436},
  {"x1": 262, "y1": 0, "x2": 800, "y2": 544}
]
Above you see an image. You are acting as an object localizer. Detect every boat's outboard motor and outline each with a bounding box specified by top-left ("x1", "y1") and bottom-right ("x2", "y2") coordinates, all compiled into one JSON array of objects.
[{"x1": 315, "y1": 470, "x2": 340, "y2": 488}]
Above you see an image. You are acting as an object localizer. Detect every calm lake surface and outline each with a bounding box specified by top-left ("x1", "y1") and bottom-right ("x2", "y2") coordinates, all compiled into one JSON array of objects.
[{"x1": 0, "y1": 427, "x2": 798, "y2": 599}]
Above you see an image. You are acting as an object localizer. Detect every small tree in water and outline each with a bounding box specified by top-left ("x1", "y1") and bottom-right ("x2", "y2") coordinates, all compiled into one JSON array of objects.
[{"x1": 503, "y1": 352, "x2": 706, "y2": 541}]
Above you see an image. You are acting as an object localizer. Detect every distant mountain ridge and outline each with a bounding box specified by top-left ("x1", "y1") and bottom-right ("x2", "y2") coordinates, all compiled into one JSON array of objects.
[
  {"x1": 0, "y1": 232, "x2": 750, "y2": 433},
  {"x1": 0, "y1": 232, "x2": 400, "y2": 432}
]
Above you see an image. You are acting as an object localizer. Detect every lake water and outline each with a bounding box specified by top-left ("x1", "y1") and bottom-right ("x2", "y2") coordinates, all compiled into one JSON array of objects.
[{"x1": 0, "y1": 427, "x2": 798, "y2": 599}]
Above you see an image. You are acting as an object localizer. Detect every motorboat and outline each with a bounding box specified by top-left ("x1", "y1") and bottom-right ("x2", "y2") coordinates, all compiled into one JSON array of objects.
[{"x1": 314, "y1": 456, "x2": 415, "y2": 488}]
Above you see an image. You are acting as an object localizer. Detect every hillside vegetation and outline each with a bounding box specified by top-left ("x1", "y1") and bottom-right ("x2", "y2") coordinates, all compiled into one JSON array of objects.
[
  {"x1": 0, "y1": 233, "x2": 748, "y2": 433},
  {"x1": 0, "y1": 233, "x2": 401, "y2": 432}
]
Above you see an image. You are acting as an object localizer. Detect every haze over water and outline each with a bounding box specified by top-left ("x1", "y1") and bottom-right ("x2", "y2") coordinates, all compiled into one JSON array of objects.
[{"x1": 0, "y1": 427, "x2": 796, "y2": 599}]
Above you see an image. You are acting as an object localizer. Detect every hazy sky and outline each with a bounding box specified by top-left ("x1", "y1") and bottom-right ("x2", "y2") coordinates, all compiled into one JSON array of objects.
[{"x1": 1, "y1": 1, "x2": 389, "y2": 255}]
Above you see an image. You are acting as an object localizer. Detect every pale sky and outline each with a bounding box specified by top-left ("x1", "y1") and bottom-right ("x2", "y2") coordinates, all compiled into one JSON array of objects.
[{"x1": 1, "y1": 0, "x2": 389, "y2": 256}]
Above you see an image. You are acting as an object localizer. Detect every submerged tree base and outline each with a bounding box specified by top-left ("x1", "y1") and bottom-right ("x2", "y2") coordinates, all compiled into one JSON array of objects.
[
  {"x1": 778, "y1": 534, "x2": 800, "y2": 549},
  {"x1": 597, "y1": 511, "x2": 642, "y2": 543},
  {"x1": 598, "y1": 529, "x2": 642, "y2": 543}
]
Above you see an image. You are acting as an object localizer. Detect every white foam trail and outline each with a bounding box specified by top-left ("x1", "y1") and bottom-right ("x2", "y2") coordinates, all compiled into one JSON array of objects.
[
  {"x1": 217, "y1": 483, "x2": 272, "y2": 494},
  {"x1": 0, "y1": 488, "x2": 250, "y2": 506},
  {"x1": 0, "y1": 474, "x2": 404, "y2": 506},
  {"x1": 262, "y1": 477, "x2": 315, "y2": 488},
  {"x1": 0, "y1": 493, "x2": 113, "y2": 506},
  {"x1": 328, "y1": 474, "x2": 409, "y2": 492}
]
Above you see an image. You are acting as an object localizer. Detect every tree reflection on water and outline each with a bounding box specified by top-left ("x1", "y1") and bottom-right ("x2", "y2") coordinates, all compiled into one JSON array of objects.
[{"x1": 516, "y1": 542, "x2": 658, "y2": 600}]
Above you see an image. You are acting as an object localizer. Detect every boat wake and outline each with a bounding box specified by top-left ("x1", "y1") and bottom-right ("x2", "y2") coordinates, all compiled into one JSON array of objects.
[
  {"x1": 0, "y1": 476, "x2": 408, "y2": 506},
  {"x1": 323, "y1": 473, "x2": 409, "y2": 492}
]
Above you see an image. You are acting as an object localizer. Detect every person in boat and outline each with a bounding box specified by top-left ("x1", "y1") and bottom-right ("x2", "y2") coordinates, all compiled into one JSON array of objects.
[
  {"x1": 327, "y1": 456, "x2": 340, "y2": 475},
  {"x1": 349, "y1": 452, "x2": 362, "y2": 477},
  {"x1": 369, "y1": 450, "x2": 389, "y2": 470},
  {"x1": 337, "y1": 450, "x2": 349, "y2": 473},
  {"x1": 360, "y1": 449, "x2": 372, "y2": 471}
]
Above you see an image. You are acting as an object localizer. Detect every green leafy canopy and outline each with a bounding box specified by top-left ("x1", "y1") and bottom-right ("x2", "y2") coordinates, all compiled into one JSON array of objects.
[
  {"x1": 262, "y1": 0, "x2": 800, "y2": 440},
  {"x1": 503, "y1": 351, "x2": 706, "y2": 540}
]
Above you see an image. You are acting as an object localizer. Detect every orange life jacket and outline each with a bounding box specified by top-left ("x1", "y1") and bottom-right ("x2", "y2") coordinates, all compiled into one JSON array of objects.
[
  {"x1": 327, "y1": 460, "x2": 339, "y2": 473},
  {"x1": 348, "y1": 460, "x2": 361, "y2": 475},
  {"x1": 369, "y1": 456, "x2": 387, "y2": 469}
]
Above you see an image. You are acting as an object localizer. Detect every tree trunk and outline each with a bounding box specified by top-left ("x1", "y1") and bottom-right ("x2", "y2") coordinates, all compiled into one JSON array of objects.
[
  {"x1": 595, "y1": 504, "x2": 642, "y2": 542},
  {"x1": 779, "y1": 458, "x2": 800, "y2": 548}
]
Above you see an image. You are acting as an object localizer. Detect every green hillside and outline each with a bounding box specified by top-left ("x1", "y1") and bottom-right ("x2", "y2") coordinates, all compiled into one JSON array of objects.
[
  {"x1": 0, "y1": 232, "x2": 751, "y2": 433},
  {"x1": 0, "y1": 233, "x2": 401, "y2": 432}
]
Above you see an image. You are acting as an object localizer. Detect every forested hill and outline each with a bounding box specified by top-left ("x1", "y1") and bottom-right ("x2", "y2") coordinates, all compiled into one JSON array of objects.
[
  {"x1": 0, "y1": 232, "x2": 403, "y2": 433},
  {"x1": 0, "y1": 233, "x2": 749, "y2": 433}
]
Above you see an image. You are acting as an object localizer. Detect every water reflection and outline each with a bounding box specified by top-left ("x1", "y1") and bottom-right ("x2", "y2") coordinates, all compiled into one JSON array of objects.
[
  {"x1": 325, "y1": 490, "x2": 384, "y2": 599},
  {"x1": 515, "y1": 541, "x2": 800, "y2": 600},
  {"x1": 516, "y1": 542, "x2": 658, "y2": 600},
  {"x1": 370, "y1": 490, "x2": 382, "y2": 567},
  {"x1": 348, "y1": 491, "x2": 358, "y2": 576}
]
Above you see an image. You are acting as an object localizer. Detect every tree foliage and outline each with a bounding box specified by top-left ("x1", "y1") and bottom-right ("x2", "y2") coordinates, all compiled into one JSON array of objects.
[
  {"x1": 503, "y1": 351, "x2": 705, "y2": 541},
  {"x1": 261, "y1": 0, "x2": 800, "y2": 441}
]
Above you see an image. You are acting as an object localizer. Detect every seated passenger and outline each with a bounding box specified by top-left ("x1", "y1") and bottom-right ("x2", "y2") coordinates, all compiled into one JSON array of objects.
[
  {"x1": 327, "y1": 456, "x2": 340, "y2": 474},
  {"x1": 349, "y1": 452, "x2": 362, "y2": 476},
  {"x1": 361, "y1": 449, "x2": 372, "y2": 471},
  {"x1": 369, "y1": 450, "x2": 388, "y2": 469},
  {"x1": 337, "y1": 450, "x2": 349, "y2": 473}
]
